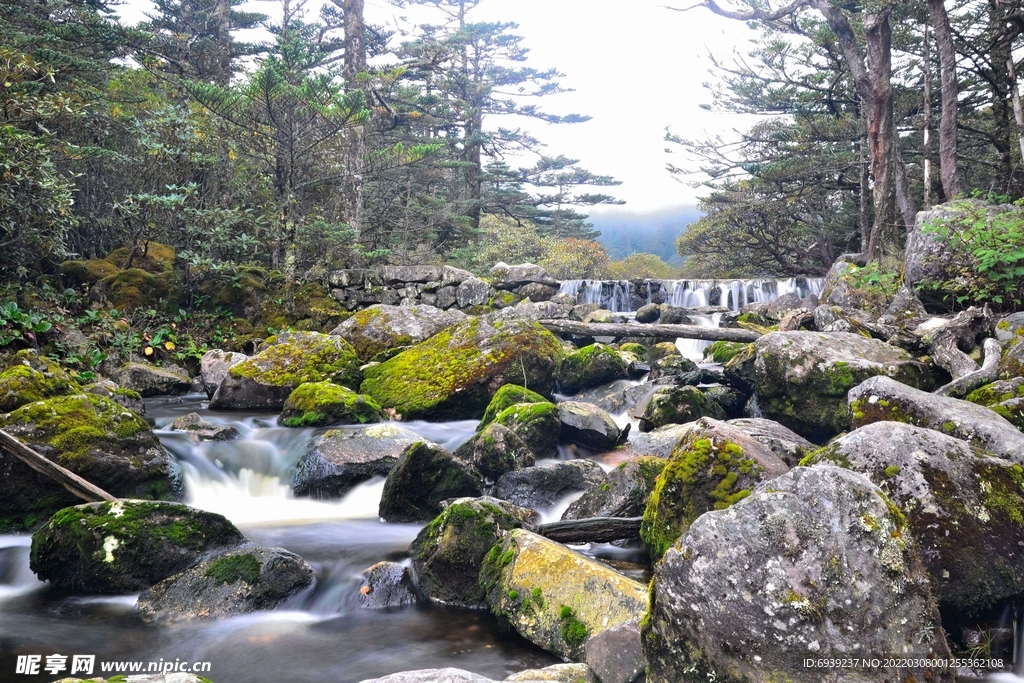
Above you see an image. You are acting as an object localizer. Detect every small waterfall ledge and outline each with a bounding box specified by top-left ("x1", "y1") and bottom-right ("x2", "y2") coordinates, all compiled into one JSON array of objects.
[{"x1": 557, "y1": 277, "x2": 826, "y2": 313}]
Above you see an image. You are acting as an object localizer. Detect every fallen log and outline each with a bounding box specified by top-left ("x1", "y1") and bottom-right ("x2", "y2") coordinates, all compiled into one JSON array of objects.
[
  {"x1": 935, "y1": 337, "x2": 1002, "y2": 398},
  {"x1": 537, "y1": 320, "x2": 761, "y2": 343},
  {"x1": 0, "y1": 429, "x2": 117, "y2": 503},
  {"x1": 533, "y1": 516, "x2": 643, "y2": 544}
]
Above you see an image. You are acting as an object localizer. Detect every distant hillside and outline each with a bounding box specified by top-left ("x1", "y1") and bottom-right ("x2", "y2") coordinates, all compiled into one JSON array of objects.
[{"x1": 589, "y1": 206, "x2": 702, "y2": 266}]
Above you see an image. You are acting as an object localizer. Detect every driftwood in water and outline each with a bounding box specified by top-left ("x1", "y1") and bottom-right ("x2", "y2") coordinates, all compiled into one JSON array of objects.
[
  {"x1": 537, "y1": 320, "x2": 761, "y2": 343},
  {"x1": 533, "y1": 516, "x2": 643, "y2": 544},
  {"x1": 0, "y1": 429, "x2": 117, "y2": 503}
]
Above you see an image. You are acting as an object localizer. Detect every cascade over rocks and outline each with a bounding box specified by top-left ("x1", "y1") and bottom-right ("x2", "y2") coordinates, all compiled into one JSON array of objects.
[
  {"x1": 329, "y1": 304, "x2": 467, "y2": 361},
  {"x1": 849, "y1": 375, "x2": 1024, "y2": 462},
  {"x1": 30, "y1": 500, "x2": 246, "y2": 593},
  {"x1": 359, "y1": 316, "x2": 563, "y2": 421},
  {"x1": 137, "y1": 546, "x2": 313, "y2": 622},
  {"x1": 210, "y1": 331, "x2": 362, "y2": 411},
  {"x1": 806, "y1": 421, "x2": 1024, "y2": 615},
  {"x1": 643, "y1": 466, "x2": 953, "y2": 683},
  {"x1": 493, "y1": 459, "x2": 605, "y2": 510},
  {"x1": 292, "y1": 424, "x2": 422, "y2": 499}
]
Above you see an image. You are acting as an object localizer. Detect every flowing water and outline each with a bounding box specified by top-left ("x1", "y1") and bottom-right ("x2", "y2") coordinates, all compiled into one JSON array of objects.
[{"x1": 0, "y1": 396, "x2": 563, "y2": 683}]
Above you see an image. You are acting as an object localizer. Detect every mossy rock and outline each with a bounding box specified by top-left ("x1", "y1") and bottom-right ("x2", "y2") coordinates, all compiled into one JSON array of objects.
[
  {"x1": 557, "y1": 343, "x2": 629, "y2": 395},
  {"x1": 479, "y1": 383, "x2": 549, "y2": 430},
  {"x1": 279, "y1": 382, "x2": 384, "y2": 428},
  {"x1": 115, "y1": 362, "x2": 190, "y2": 397},
  {"x1": 563, "y1": 456, "x2": 666, "y2": 520},
  {"x1": 703, "y1": 340, "x2": 749, "y2": 365},
  {"x1": 258, "y1": 282, "x2": 349, "y2": 333},
  {"x1": 454, "y1": 422, "x2": 536, "y2": 481},
  {"x1": 646, "y1": 342, "x2": 681, "y2": 363},
  {"x1": 378, "y1": 441, "x2": 484, "y2": 522},
  {"x1": 480, "y1": 529, "x2": 648, "y2": 662},
  {"x1": 619, "y1": 342, "x2": 648, "y2": 357},
  {"x1": 992, "y1": 398, "x2": 1024, "y2": 430},
  {"x1": 106, "y1": 242, "x2": 176, "y2": 273},
  {"x1": 30, "y1": 500, "x2": 246, "y2": 593},
  {"x1": 641, "y1": 419, "x2": 789, "y2": 561},
  {"x1": 0, "y1": 393, "x2": 182, "y2": 531},
  {"x1": 329, "y1": 304, "x2": 467, "y2": 361},
  {"x1": 966, "y1": 378, "x2": 1024, "y2": 407},
  {"x1": 411, "y1": 498, "x2": 528, "y2": 608},
  {"x1": 360, "y1": 316, "x2": 563, "y2": 421},
  {"x1": 493, "y1": 401, "x2": 562, "y2": 460},
  {"x1": 1001, "y1": 340, "x2": 1024, "y2": 381},
  {"x1": 197, "y1": 265, "x2": 269, "y2": 318},
  {"x1": 138, "y1": 546, "x2": 313, "y2": 622},
  {"x1": 92, "y1": 268, "x2": 180, "y2": 311},
  {"x1": 0, "y1": 352, "x2": 80, "y2": 412},
  {"x1": 211, "y1": 332, "x2": 362, "y2": 411},
  {"x1": 639, "y1": 385, "x2": 727, "y2": 432},
  {"x1": 59, "y1": 259, "x2": 119, "y2": 287}
]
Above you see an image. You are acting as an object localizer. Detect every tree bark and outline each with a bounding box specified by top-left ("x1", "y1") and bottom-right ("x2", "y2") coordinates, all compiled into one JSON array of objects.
[
  {"x1": 1007, "y1": 57, "x2": 1024, "y2": 164},
  {"x1": 0, "y1": 430, "x2": 117, "y2": 504},
  {"x1": 928, "y1": 0, "x2": 961, "y2": 199},
  {"x1": 533, "y1": 516, "x2": 643, "y2": 543},
  {"x1": 922, "y1": 23, "x2": 933, "y2": 210},
  {"x1": 339, "y1": 0, "x2": 366, "y2": 243},
  {"x1": 935, "y1": 338, "x2": 1002, "y2": 398},
  {"x1": 863, "y1": 9, "x2": 896, "y2": 261},
  {"x1": 538, "y1": 319, "x2": 762, "y2": 343}
]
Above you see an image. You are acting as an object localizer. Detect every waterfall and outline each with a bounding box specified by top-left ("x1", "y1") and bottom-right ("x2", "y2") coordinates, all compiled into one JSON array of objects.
[
  {"x1": 556, "y1": 279, "x2": 633, "y2": 312},
  {"x1": 559, "y1": 277, "x2": 825, "y2": 312}
]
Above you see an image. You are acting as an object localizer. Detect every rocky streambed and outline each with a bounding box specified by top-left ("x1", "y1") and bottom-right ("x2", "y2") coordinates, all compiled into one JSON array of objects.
[{"x1": 3, "y1": 258, "x2": 1024, "y2": 683}]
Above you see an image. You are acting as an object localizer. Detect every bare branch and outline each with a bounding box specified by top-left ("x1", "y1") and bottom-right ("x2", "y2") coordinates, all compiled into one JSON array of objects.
[{"x1": 664, "y1": 0, "x2": 810, "y2": 22}]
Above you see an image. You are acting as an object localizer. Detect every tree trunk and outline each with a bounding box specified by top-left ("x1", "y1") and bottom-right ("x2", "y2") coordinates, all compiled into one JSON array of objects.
[
  {"x1": 988, "y1": 0, "x2": 1014, "y2": 195},
  {"x1": 864, "y1": 9, "x2": 896, "y2": 261},
  {"x1": 928, "y1": 0, "x2": 961, "y2": 199},
  {"x1": 213, "y1": 0, "x2": 232, "y2": 86},
  {"x1": 537, "y1": 319, "x2": 762, "y2": 343},
  {"x1": 533, "y1": 516, "x2": 643, "y2": 544},
  {"x1": 1007, "y1": 57, "x2": 1024, "y2": 164},
  {"x1": 922, "y1": 23, "x2": 933, "y2": 209},
  {"x1": 340, "y1": 0, "x2": 366, "y2": 243}
]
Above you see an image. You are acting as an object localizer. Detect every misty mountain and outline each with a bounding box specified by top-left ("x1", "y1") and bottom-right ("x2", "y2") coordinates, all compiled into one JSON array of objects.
[{"x1": 589, "y1": 205, "x2": 702, "y2": 266}]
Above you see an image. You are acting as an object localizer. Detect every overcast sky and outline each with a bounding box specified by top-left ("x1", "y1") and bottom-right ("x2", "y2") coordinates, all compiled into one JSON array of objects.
[{"x1": 117, "y1": 0, "x2": 761, "y2": 215}]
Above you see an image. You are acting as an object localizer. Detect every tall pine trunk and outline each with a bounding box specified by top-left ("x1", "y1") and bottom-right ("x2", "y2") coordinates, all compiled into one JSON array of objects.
[{"x1": 928, "y1": 0, "x2": 961, "y2": 200}]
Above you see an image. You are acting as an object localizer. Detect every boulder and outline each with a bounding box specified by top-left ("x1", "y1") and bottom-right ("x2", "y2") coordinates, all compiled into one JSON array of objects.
[
  {"x1": 515, "y1": 282, "x2": 558, "y2": 302},
  {"x1": 170, "y1": 412, "x2": 239, "y2": 441},
  {"x1": 764, "y1": 292, "x2": 803, "y2": 320},
  {"x1": 819, "y1": 259, "x2": 891, "y2": 315},
  {"x1": 441, "y1": 265, "x2": 475, "y2": 286},
  {"x1": 1002, "y1": 339, "x2": 1024, "y2": 380},
  {"x1": 279, "y1": 381, "x2": 384, "y2": 428},
  {"x1": 0, "y1": 351, "x2": 80, "y2": 412},
  {"x1": 378, "y1": 442, "x2": 484, "y2": 522},
  {"x1": 456, "y1": 277, "x2": 493, "y2": 308},
  {"x1": 453, "y1": 423, "x2": 535, "y2": 481},
  {"x1": 490, "y1": 262, "x2": 558, "y2": 289},
  {"x1": 0, "y1": 394, "x2": 181, "y2": 532},
  {"x1": 562, "y1": 457, "x2": 665, "y2": 521},
  {"x1": 634, "y1": 303, "x2": 661, "y2": 323},
  {"x1": 292, "y1": 424, "x2": 422, "y2": 499},
  {"x1": 380, "y1": 265, "x2": 444, "y2": 284},
  {"x1": 584, "y1": 618, "x2": 644, "y2": 683},
  {"x1": 411, "y1": 498, "x2": 528, "y2": 608},
  {"x1": 702, "y1": 340, "x2": 749, "y2": 364},
  {"x1": 114, "y1": 362, "x2": 190, "y2": 397},
  {"x1": 647, "y1": 355, "x2": 698, "y2": 382},
  {"x1": 106, "y1": 242, "x2": 176, "y2": 273},
  {"x1": 480, "y1": 529, "x2": 648, "y2": 661},
  {"x1": 199, "y1": 349, "x2": 249, "y2": 399},
  {"x1": 878, "y1": 284, "x2": 928, "y2": 325},
  {"x1": 358, "y1": 561, "x2": 419, "y2": 609},
  {"x1": 643, "y1": 466, "x2": 953, "y2": 683},
  {"x1": 505, "y1": 664, "x2": 597, "y2": 682},
  {"x1": 624, "y1": 423, "x2": 695, "y2": 458},
  {"x1": 59, "y1": 258, "x2": 119, "y2": 287},
  {"x1": 806, "y1": 421, "x2": 1024, "y2": 616},
  {"x1": 479, "y1": 384, "x2": 549, "y2": 429},
  {"x1": 493, "y1": 460, "x2": 605, "y2": 510},
  {"x1": 210, "y1": 332, "x2": 362, "y2": 411},
  {"x1": 727, "y1": 331, "x2": 933, "y2": 442},
  {"x1": 360, "y1": 317, "x2": 563, "y2": 421},
  {"x1": 557, "y1": 401, "x2": 622, "y2": 451},
  {"x1": 329, "y1": 304, "x2": 466, "y2": 361},
  {"x1": 658, "y1": 307, "x2": 692, "y2": 325},
  {"x1": 30, "y1": 500, "x2": 246, "y2": 593},
  {"x1": 357, "y1": 670, "x2": 496, "y2": 683},
  {"x1": 702, "y1": 384, "x2": 745, "y2": 418},
  {"x1": 724, "y1": 417, "x2": 817, "y2": 467},
  {"x1": 638, "y1": 385, "x2": 726, "y2": 432},
  {"x1": 996, "y1": 312, "x2": 1024, "y2": 344},
  {"x1": 492, "y1": 401, "x2": 562, "y2": 460},
  {"x1": 967, "y1": 378, "x2": 1024, "y2": 429},
  {"x1": 138, "y1": 546, "x2": 313, "y2": 621},
  {"x1": 640, "y1": 418, "x2": 789, "y2": 560},
  {"x1": 83, "y1": 379, "x2": 145, "y2": 414},
  {"x1": 849, "y1": 375, "x2": 1024, "y2": 462},
  {"x1": 556, "y1": 343, "x2": 628, "y2": 395}
]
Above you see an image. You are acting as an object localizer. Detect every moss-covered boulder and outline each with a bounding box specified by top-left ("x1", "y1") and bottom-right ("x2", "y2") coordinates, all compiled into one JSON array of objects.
[
  {"x1": 114, "y1": 362, "x2": 190, "y2": 397},
  {"x1": 138, "y1": 546, "x2": 313, "y2": 621},
  {"x1": 292, "y1": 424, "x2": 422, "y2": 499},
  {"x1": 279, "y1": 382, "x2": 384, "y2": 428},
  {"x1": 493, "y1": 460, "x2": 605, "y2": 510},
  {"x1": 562, "y1": 457, "x2": 666, "y2": 520},
  {"x1": 557, "y1": 401, "x2": 623, "y2": 451},
  {"x1": 378, "y1": 442, "x2": 484, "y2": 522},
  {"x1": 0, "y1": 351, "x2": 80, "y2": 412},
  {"x1": 641, "y1": 418, "x2": 789, "y2": 561},
  {"x1": 492, "y1": 401, "x2": 561, "y2": 460},
  {"x1": 479, "y1": 384, "x2": 549, "y2": 429},
  {"x1": 557, "y1": 344, "x2": 628, "y2": 395},
  {"x1": 646, "y1": 342, "x2": 681, "y2": 363},
  {"x1": 0, "y1": 394, "x2": 181, "y2": 532},
  {"x1": 91, "y1": 268, "x2": 178, "y2": 311},
  {"x1": 59, "y1": 258, "x2": 119, "y2": 287},
  {"x1": 1002, "y1": 339, "x2": 1024, "y2": 380},
  {"x1": 480, "y1": 529, "x2": 649, "y2": 661},
  {"x1": 454, "y1": 423, "x2": 536, "y2": 481},
  {"x1": 411, "y1": 498, "x2": 530, "y2": 608},
  {"x1": 30, "y1": 500, "x2": 246, "y2": 593},
  {"x1": 360, "y1": 316, "x2": 563, "y2": 421},
  {"x1": 643, "y1": 466, "x2": 952, "y2": 683},
  {"x1": 83, "y1": 379, "x2": 146, "y2": 414},
  {"x1": 724, "y1": 417, "x2": 817, "y2": 467},
  {"x1": 106, "y1": 242, "x2": 176, "y2": 273},
  {"x1": 210, "y1": 331, "x2": 362, "y2": 411},
  {"x1": 967, "y1": 378, "x2": 1024, "y2": 430},
  {"x1": 805, "y1": 421, "x2": 1024, "y2": 616},
  {"x1": 638, "y1": 385, "x2": 726, "y2": 432},
  {"x1": 849, "y1": 375, "x2": 1024, "y2": 462},
  {"x1": 728, "y1": 331, "x2": 933, "y2": 443},
  {"x1": 329, "y1": 304, "x2": 467, "y2": 361},
  {"x1": 703, "y1": 340, "x2": 749, "y2": 365}
]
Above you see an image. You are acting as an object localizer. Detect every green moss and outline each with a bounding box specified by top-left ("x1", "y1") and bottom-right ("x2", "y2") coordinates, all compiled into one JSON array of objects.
[
  {"x1": 557, "y1": 343, "x2": 628, "y2": 394},
  {"x1": 942, "y1": 421, "x2": 957, "y2": 433},
  {"x1": 508, "y1": 589, "x2": 520, "y2": 600},
  {"x1": 849, "y1": 397, "x2": 915, "y2": 428},
  {"x1": 979, "y1": 463, "x2": 1024, "y2": 527},
  {"x1": 479, "y1": 384, "x2": 548, "y2": 429},
  {"x1": 230, "y1": 332, "x2": 362, "y2": 390},
  {"x1": 884, "y1": 465, "x2": 901, "y2": 478},
  {"x1": 619, "y1": 342, "x2": 647, "y2": 356},
  {"x1": 60, "y1": 259, "x2": 119, "y2": 286},
  {"x1": 98, "y1": 268, "x2": 173, "y2": 311},
  {"x1": 205, "y1": 553, "x2": 261, "y2": 585},
  {"x1": 280, "y1": 381, "x2": 384, "y2": 427},
  {"x1": 558, "y1": 605, "x2": 590, "y2": 649},
  {"x1": 703, "y1": 341, "x2": 749, "y2": 364},
  {"x1": 107, "y1": 242, "x2": 176, "y2": 273},
  {"x1": 0, "y1": 360, "x2": 81, "y2": 412}
]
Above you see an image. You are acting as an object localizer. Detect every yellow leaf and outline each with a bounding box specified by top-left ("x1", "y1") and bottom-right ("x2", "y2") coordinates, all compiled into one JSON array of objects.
[
  {"x1": 165, "y1": 341, "x2": 176, "y2": 351},
  {"x1": 144, "y1": 346, "x2": 154, "y2": 356}
]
